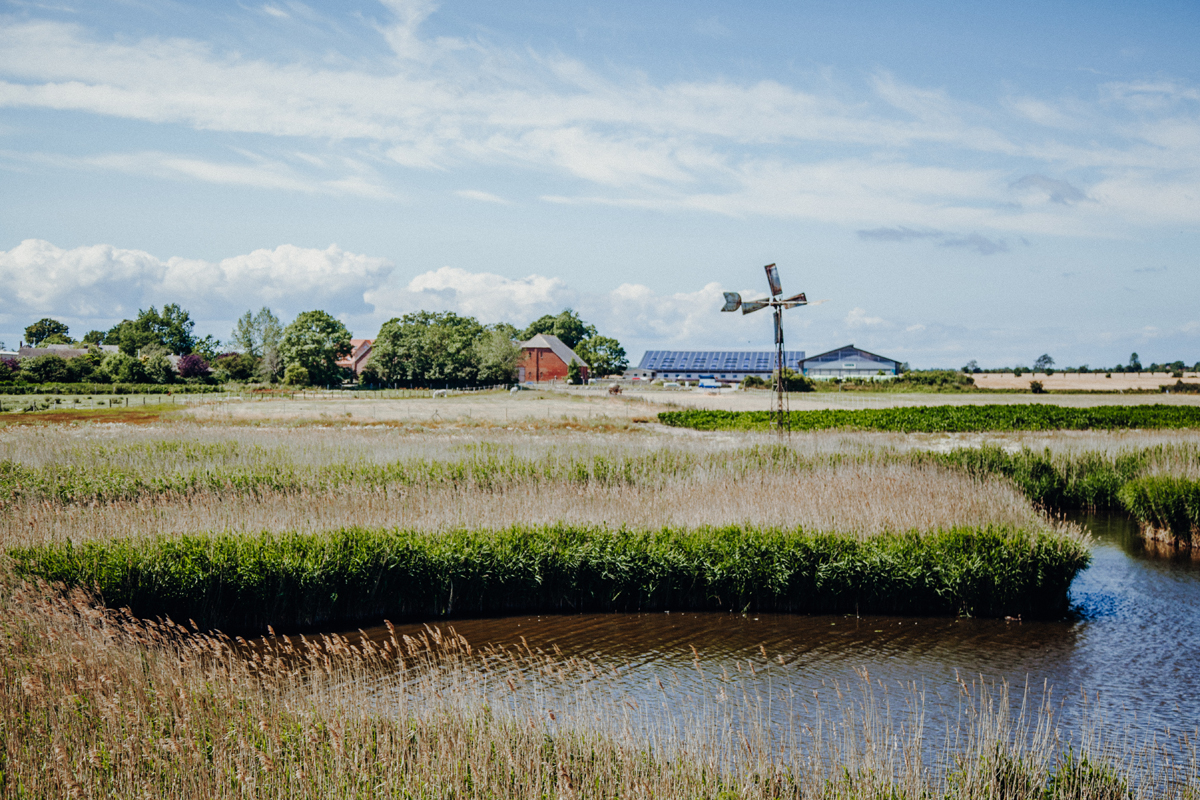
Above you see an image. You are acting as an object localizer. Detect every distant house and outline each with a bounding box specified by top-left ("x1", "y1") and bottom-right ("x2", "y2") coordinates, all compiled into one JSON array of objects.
[
  {"x1": 798, "y1": 344, "x2": 899, "y2": 378},
  {"x1": 337, "y1": 339, "x2": 373, "y2": 376},
  {"x1": 17, "y1": 344, "x2": 118, "y2": 360},
  {"x1": 518, "y1": 334, "x2": 589, "y2": 383}
]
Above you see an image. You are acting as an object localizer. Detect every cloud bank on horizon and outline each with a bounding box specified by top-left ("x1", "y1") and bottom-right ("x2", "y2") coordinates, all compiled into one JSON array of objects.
[{"x1": 1, "y1": 0, "x2": 1199, "y2": 365}]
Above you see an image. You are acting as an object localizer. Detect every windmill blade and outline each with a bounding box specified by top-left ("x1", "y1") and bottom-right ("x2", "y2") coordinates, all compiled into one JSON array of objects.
[
  {"x1": 779, "y1": 292, "x2": 807, "y2": 308},
  {"x1": 764, "y1": 263, "x2": 782, "y2": 297},
  {"x1": 720, "y1": 292, "x2": 742, "y2": 312},
  {"x1": 741, "y1": 299, "x2": 770, "y2": 314}
]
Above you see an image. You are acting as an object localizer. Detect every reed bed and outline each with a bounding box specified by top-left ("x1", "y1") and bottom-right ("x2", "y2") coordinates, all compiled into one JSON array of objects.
[
  {"x1": 2, "y1": 580, "x2": 1193, "y2": 799},
  {"x1": 10, "y1": 521, "x2": 1090, "y2": 631},
  {"x1": 1, "y1": 461, "x2": 1052, "y2": 548}
]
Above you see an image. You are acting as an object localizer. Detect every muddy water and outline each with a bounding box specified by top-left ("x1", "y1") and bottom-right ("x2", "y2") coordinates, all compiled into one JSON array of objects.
[{"x1": 358, "y1": 512, "x2": 1200, "y2": 742}]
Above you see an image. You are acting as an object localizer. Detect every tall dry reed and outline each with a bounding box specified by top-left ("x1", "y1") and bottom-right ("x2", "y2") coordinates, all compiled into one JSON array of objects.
[{"x1": 2, "y1": 579, "x2": 1193, "y2": 798}]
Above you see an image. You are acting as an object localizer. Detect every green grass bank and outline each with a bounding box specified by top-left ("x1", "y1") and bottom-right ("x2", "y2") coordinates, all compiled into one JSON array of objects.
[
  {"x1": 1117, "y1": 476, "x2": 1200, "y2": 545},
  {"x1": 9, "y1": 524, "x2": 1089, "y2": 633},
  {"x1": 658, "y1": 404, "x2": 1200, "y2": 433}
]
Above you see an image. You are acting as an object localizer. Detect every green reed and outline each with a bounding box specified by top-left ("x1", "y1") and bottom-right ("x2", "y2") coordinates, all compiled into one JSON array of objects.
[
  {"x1": 10, "y1": 523, "x2": 1091, "y2": 633},
  {"x1": 1117, "y1": 476, "x2": 1200, "y2": 543}
]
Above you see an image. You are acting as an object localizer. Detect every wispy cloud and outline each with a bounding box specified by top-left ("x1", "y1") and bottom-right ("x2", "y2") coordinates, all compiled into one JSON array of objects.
[
  {"x1": 857, "y1": 226, "x2": 1009, "y2": 255},
  {"x1": 0, "y1": 5, "x2": 1198, "y2": 236}
]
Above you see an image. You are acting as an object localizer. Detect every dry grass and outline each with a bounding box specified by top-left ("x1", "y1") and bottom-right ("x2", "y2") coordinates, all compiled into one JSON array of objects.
[
  {"x1": 0, "y1": 462, "x2": 1065, "y2": 549},
  {"x1": 0, "y1": 421, "x2": 1075, "y2": 548},
  {"x1": 2, "y1": 580, "x2": 1193, "y2": 799}
]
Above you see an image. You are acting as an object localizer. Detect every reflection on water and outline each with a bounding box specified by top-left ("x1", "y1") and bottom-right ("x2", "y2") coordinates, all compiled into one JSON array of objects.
[{"x1": 353, "y1": 512, "x2": 1200, "y2": 743}]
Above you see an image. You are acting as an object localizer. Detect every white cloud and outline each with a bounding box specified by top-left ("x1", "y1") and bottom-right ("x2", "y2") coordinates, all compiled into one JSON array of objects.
[
  {"x1": 454, "y1": 189, "x2": 508, "y2": 204},
  {"x1": 845, "y1": 307, "x2": 887, "y2": 328},
  {"x1": 370, "y1": 266, "x2": 574, "y2": 323},
  {"x1": 0, "y1": 239, "x2": 393, "y2": 324}
]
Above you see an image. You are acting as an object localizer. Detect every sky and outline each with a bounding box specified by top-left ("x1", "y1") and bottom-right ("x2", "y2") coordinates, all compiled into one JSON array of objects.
[{"x1": 2, "y1": 0, "x2": 1199, "y2": 368}]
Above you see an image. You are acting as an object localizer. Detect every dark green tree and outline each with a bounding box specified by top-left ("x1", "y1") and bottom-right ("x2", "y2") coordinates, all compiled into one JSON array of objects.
[
  {"x1": 105, "y1": 304, "x2": 197, "y2": 356},
  {"x1": 369, "y1": 311, "x2": 485, "y2": 385},
  {"x1": 521, "y1": 309, "x2": 596, "y2": 350},
  {"x1": 99, "y1": 352, "x2": 148, "y2": 384},
  {"x1": 81, "y1": 330, "x2": 106, "y2": 345},
  {"x1": 567, "y1": 361, "x2": 583, "y2": 385},
  {"x1": 1033, "y1": 354, "x2": 1055, "y2": 373},
  {"x1": 278, "y1": 310, "x2": 352, "y2": 386},
  {"x1": 19, "y1": 354, "x2": 70, "y2": 383},
  {"x1": 24, "y1": 318, "x2": 70, "y2": 347},
  {"x1": 1128, "y1": 352, "x2": 1142, "y2": 372},
  {"x1": 574, "y1": 335, "x2": 628, "y2": 377},
  {"x1": 474, "y1": 325, "x2": 522, "y2": 383}
]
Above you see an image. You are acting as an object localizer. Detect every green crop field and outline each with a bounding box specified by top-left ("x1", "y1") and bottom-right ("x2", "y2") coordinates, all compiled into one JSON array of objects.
[{"x1": 658, "y1": 403, "x2": 1200, "y2": 433}]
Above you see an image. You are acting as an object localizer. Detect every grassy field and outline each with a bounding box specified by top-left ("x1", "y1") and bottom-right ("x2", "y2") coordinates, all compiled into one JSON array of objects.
[{"x1": 2, "y1": 414, "x2": 1197, "y2": 796}]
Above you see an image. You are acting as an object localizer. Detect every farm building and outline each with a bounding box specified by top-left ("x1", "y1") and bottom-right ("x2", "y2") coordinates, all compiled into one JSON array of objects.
[
  {"x1": 336, "y1": 339, "x2": 374, "y2": 376},
  {"x1": 634, "y1": 350, "x2": 805, "y2": 383},
  {"x1": 798, "y1": 345, "x2": 899, "y2": 378},
  {"x1": 518, "y1": 334, "x2": 589, "y2": 383}
]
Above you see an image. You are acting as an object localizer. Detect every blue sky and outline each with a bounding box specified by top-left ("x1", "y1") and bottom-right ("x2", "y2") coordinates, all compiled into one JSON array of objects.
[{"x1": 2, "y1": 0, "x2": 1199, "y2": 367}]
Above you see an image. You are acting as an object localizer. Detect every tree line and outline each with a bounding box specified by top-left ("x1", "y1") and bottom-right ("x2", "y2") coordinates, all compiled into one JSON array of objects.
[{"x1": 3, "y1": 307, "x2": 628, "y2": 388}]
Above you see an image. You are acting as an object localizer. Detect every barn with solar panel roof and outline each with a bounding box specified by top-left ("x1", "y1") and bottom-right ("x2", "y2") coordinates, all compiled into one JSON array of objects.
[{"x1": 633, "y1": 349, "x2": 805, "y2": 383}]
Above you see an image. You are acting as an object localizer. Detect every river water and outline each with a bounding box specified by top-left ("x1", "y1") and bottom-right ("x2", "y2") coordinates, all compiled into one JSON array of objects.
[{"x1": 355, "y1": 512, "x2": 1199, "y2": 748}]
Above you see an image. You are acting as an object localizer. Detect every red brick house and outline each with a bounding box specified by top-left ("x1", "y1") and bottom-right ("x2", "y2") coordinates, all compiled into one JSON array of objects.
[
  {"x1": 337, "y1": 339, "x2": 373, "y2": 375},
  {"x1": 518, "y1": 334, "x2": 589, "y2": 383}
]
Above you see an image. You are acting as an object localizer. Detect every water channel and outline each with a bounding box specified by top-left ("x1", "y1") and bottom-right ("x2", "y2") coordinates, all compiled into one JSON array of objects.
[{"x1": 350, "y1": 512, "x2": 1199, "y2": 752}]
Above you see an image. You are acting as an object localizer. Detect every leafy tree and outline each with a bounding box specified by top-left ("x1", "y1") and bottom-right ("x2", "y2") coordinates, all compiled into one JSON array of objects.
[
  {"x1": 177, "y1": 354, "x2": 210, "y2": 380},
  {"x1": 99, "y1": 352, "x2": 148, "y2": 384},
  {"x1": 19, "y1": 354, "x2": 70, "y2": 383},
  {"x1": 774, "y1": 367, "x2": 814, "y2": 392},
  {"x1": 278, "y1": 310, "x2": 352, "y2": 386},
  {"x1": 567, "y1": 361, "x2": 583, "y2": 385},
  {"x1": 474, "y1": 326, "x2": 522, "y2": 383},
  {"x1": 42, "y1": 332, "x2": 73, "y2": 346},
  {"x1": 282, "y1": 363, "x2": 310, "y2": 386},
  {"x1": 24, "y1": 318, "x2": 70, "y2": 347},
  {"x1": 213, "y1": 352, "x2": 258, "y2": 382},
  {"x1": 1128, "y1": 352, "x2": 1142, "y2": 372},
  {"x1": 575, "y1": 335, "x2": 628, "y2": 377},
  {"x1": 143, "y1": 354, "x2": 176, "y2": 385},
  {"x1": 961, "y1": 359, "x2": 979, "y2": 374},
  {"x1": 81, "y1": 330, "x2": 106, "y2": 345},
  {"x1": 521, "y1": 309, "x2": 596, "y2": 350},
  {"x1": 0, "y1": 357, "x2": 18, "y2": 382},
  {"x1": 369, "y1": 311, "x2": 485, "y2": 385},
  {"x1": 231, "y1": 307, "x2": 283, "y2": 358},
  {"x1": 1033, "y1": 354, "x2": 1055, "y2": 372},
  {"x1": 67, "y1": 351, "x2": 104, "y2": 382},
  {"x1": 105, "y1": 304, "x2": 197, "y2": 356}
]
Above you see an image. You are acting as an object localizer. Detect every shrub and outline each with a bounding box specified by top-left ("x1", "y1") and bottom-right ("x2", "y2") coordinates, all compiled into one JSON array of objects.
[
  {"x1": 100, "y1": 352, "x2": 148, "y2": 384},
  {"x1": 143, "y1": 353, "x2": 176, "y2": 384},
  {"x1": 567, "y1": 361, "x2": 583, "y2": 385},
  {"x1": 1029, "y1": 380, "x2": 1045, "y2": 394},
  {"x1": 18, "y1": 354, "x2": 71, "y2": 383},
  {"x1": 740, "y1": 375, "x2": 767, "y2": 389},
  {"x1": 177, "y1": 353, "x2": 210, "y2": 379},
  {"x1": 283, "y1": 363, "x2": 310, "y2": 386}
]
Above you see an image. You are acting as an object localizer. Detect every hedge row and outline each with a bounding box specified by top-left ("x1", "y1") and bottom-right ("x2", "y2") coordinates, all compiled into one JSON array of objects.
[
  {"x1": 0, "y1": 382, "x2": 225, "y2": 395},
  {"x1": 658, "y1": 404, "x2": 1200, "y2": 433}
]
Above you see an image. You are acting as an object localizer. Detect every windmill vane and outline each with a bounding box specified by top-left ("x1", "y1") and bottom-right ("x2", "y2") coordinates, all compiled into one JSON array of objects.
[{"x1": 720, "y1": 263, "x2": 811, "y2": 434}]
